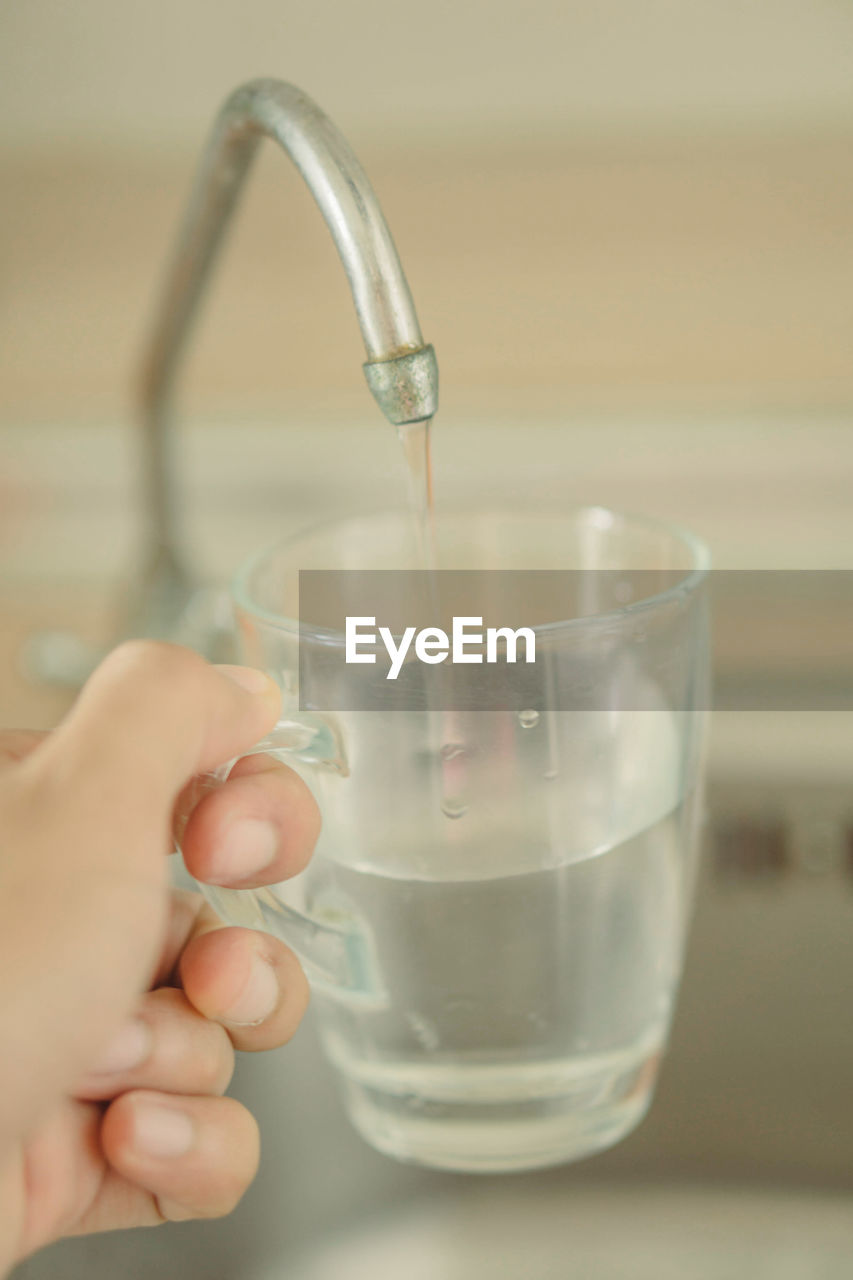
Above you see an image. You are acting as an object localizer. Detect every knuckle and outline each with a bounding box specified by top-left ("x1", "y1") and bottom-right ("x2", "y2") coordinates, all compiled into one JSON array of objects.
[
  {"x1": 147, "y1": 987, "x2": 235, "y2": 1094},
  {"x1": 106, "y1": 640, "x2": 207, "y2": 690},
  {"x1": 201, "y1": 1028, "x2": 235, "y2": 1095}
]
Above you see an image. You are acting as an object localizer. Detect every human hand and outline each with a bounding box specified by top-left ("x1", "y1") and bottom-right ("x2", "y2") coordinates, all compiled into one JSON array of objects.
[{"x1": 0, "y1": 642, "x2": 320, "y2": 1271}]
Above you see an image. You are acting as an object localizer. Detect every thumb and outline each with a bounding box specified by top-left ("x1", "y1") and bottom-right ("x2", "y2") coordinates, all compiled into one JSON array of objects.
[{"x1": 0, "y1": 643, "x2": 279, "y2": 1148}]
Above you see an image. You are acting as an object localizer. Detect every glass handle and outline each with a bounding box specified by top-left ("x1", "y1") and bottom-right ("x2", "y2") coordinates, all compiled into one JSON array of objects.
[{"x1": 176, "y1": 714, "x2": 384, "y2": 1001}]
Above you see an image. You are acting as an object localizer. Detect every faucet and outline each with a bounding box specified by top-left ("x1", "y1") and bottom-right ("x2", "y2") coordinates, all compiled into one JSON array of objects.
[{"x1": 29, "y1": 78, "x2": 438, "y2": 680}]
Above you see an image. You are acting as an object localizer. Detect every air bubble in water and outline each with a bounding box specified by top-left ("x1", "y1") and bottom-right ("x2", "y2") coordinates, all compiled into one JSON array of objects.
[
  {"x1": 441, "y1": 797, "x2": 468, "y2": 819},
  {"x1": 518, "y1": 708, "x2": 540, "y2": 729},
  {"x1": 440, "y1": 742, "x2": 465, "y2": 761}
]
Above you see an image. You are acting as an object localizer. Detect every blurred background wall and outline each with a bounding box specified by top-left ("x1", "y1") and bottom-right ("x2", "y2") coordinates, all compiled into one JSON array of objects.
[
  {"x1": 0, "y1": 0, "x2": 851, "y2": 429},
  {"x1": 2, "y1": 0, "x2": 853, "y2": 148}
]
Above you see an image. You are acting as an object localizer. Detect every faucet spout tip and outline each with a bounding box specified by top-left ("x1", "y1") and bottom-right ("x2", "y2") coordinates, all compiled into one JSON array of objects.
[{"x1": 363, "y1": 344, "x2": 439, "y2": 427}]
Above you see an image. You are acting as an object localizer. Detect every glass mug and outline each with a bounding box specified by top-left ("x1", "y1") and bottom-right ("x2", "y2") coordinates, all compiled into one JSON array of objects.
[{"x1": 183, "y1": 506, "x2": 710, "y2": 1172}]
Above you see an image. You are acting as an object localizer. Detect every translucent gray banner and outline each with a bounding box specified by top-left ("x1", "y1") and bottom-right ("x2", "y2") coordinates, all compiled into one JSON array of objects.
[{"x1": 296, "y1": 570, "x2": 853, "y2": 711}]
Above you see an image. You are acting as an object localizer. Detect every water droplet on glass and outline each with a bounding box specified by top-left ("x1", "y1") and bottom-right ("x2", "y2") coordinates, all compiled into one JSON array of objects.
[
  {"x1": 441, "y1": 797, "x2": 468, "y2": 819},
  {"x1": 405, "y1": 1011, "x2": 441, "y2": 1051},
  {"x1": 440, "y1": 742, "x2": 465, "y2": 761},
  {"x1": 518, "y1": 708, "x2": 540, "y2": 729}
]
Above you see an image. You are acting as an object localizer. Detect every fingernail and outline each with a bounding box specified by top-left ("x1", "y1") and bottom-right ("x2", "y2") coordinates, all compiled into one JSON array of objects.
[
  {"x1": 90, "y1": 1018, "x2": 152, "y2": 1075},
  {"x1": 216, "y1": 665, "x2": 279, "y2": 698},
  {"x1": 207, "y1": 818, "x2": 278, "y2": 883},
  {"x1": 224, "y1": 954, "x2": 279, "y2": 1026},
  {"x1": 133, "y1": 1102, "x2": 195, "y2": 1159}
]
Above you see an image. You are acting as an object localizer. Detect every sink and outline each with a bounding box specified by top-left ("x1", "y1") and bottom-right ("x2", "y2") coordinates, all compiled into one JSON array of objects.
[
  {"x1": 282, "y1": 1183, "x2": 853, "y2": 1280},
  {"x1": 17, "y1": 846, "x2": 853, "y2": 1279}
]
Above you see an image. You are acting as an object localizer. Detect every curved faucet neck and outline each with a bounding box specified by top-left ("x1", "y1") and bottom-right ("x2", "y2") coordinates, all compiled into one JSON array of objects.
[{"x1": 140, "y1": 77, "x2": 438, "y2": 566}]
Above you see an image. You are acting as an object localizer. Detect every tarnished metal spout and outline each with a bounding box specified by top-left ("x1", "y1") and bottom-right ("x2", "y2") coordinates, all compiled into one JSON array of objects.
[
  {"x1": 26, "y1": 78, "x2": 440, "y2": 684},
  {"x1": 136, "y1": 77, "x2": 438, "y2": 634}
]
